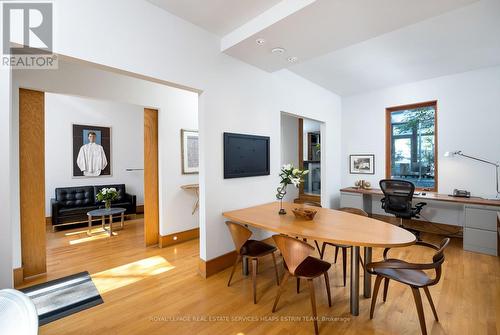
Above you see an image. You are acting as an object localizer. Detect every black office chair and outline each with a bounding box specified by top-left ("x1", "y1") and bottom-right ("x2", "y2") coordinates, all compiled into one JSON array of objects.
[{"x1": 379, "y1": 179, "x2": 426, "y2": 240}]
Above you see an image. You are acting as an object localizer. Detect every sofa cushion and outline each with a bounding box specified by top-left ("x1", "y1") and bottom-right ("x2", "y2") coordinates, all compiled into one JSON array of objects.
[
  {"x1": 93, "y1": 184, "x2": 126, "y2": 204},
  {"x1": 59, "y1": 205, "x2": 98, "y2": 215},
  {"x1": 55, "y1": 186, "x2": 95, "y2": 207}
]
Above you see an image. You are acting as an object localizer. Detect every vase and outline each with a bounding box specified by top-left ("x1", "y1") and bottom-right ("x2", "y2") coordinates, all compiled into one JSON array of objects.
[
  {"x1": 278, "y1": 192, "x2": 287, "y2": 215},
  {"x1": 105, "y1": 200, "x2": 111, "y2": 209}
]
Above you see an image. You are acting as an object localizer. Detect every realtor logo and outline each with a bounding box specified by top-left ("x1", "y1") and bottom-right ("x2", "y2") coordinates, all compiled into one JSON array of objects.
[{"x1": 2, "y1": 1, "x2": 57, "y2": 68}]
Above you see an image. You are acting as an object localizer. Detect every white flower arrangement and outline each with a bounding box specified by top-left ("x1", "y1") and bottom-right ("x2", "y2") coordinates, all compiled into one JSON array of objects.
[{"x1": 276, "y1": 164, "x2": 309, "y2": 200}]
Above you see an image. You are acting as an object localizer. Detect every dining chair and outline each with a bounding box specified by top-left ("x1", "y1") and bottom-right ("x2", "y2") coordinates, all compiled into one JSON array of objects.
[
  {"x1": 366, "y1": 238, "x2": 450, "y2": 335},
  {"x1": 226, "y1": 221, "x2": 280, "y2": 304},
  {"x1": 317, "y1": 207, "x2": 368, "y2": 286},
  {"x1": 272, "y1": 234, "x2": 332, "y2": 335}
]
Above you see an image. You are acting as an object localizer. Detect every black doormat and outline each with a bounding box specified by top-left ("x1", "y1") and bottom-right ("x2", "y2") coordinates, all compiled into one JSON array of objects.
[{"x1": 21, "y1": 271, "x2": 103, "y2": 326}]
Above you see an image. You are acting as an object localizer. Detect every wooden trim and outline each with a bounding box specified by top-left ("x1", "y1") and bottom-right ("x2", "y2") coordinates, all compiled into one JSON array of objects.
[
  {"x1": 198, "y1": 250, "x2": 237, "y2": 278},
  {"x1": 297, "y1": 193, "x2": 320, "y2": 203},
  {"x1": 19, "y1": 88, "x2": 47, "y2": 278},
  {"x1": 144, "y1": 108, "x2": 160, "y2": 246},
  {"x1": 298, "y1": 118, "x2": 304, "y2": 196},
  {"x1": 159, "y1": 228, "x2": 199, "y2": 248},
  {"x1": 385, "y1": 100, "x2": 438, "y2": 192},
  {"x1": 136, "y1": 204, "x2": 144, "y2": 214},
  {"x1": 13, "y1": 267, "x2": 24, "y2": 288}
]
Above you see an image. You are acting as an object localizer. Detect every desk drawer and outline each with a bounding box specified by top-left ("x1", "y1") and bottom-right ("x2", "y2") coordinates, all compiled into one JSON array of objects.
[
  {"x1": 463, "y1": 227, "x2": 497, "y2": 256},
  {"x1": 464, "y1": 207, "x2": 498, "y2": 231}
]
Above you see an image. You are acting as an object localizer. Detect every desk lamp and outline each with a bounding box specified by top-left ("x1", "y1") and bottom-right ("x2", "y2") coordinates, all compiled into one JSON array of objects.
[{"x1": 444, "y1": 151, "x2": 500, "y2": 199}]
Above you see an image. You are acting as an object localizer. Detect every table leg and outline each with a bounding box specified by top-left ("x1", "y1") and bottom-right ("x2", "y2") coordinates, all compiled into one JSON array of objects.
[
  {"x1": 242, "y1": 256, "x2": 249, "y2": 276},
  {"x1": 109, "y1": 214, "x2": 113, "y2": 236},
  {"x1": 87, "y1": 215, "x2": 92, "y2": 236},
  {"x1": 350, "y1": 246, "x2": 360, "y2": 316},
  {"x1": 102, "y1": 215, "x2": 105, "y2": 230},
  {"x1": 364, "y1": 247, "x2": 372, "y2": 298},
  {"x1": 121, "y1": 212, "x2": 124, "y2": 230}
]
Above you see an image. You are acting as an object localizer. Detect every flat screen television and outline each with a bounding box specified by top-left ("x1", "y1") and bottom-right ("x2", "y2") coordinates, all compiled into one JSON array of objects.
[{"x1": 224, "y1": 132, "x2": 270, "y2": 179}]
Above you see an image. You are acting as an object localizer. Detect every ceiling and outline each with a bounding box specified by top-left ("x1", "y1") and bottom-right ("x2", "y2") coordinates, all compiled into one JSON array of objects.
[
  {"x1": 148, "y1": 0, "x2": 500, "y2": 96},
  {"x1": 147, "y1": 0, "x2": 282, "y2": 36}
]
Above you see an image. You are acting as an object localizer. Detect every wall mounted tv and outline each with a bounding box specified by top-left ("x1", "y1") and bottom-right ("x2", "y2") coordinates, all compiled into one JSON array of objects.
[{"x1": 223, "y1": 132, "x2": 270, "y2": 179}]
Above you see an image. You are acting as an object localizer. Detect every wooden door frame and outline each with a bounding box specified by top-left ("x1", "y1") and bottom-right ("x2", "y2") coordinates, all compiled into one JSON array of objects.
[
  {"x1": 298, "y1": 118, "x2": 320, "y2": 203},
  {"x1": 19, "y1": 89, "x2": 160, "y2": 280}
]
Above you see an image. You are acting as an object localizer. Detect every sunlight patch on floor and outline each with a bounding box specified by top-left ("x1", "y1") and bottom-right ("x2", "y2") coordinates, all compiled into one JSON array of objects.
[
  {"x1": 68, "y1": 230, "x2": 114, "y2": 245},
  {"x1": 91, "y1": 256, "x2": 175, "y2": 293}
]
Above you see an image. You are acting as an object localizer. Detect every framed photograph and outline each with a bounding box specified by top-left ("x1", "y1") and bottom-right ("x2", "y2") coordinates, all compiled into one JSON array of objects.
[
  {"x1": 349, "y1": 154, "x2": 375, "y2": 174},
  {"x1": 181, "y1": 129, "x2": 199, "y2": 174},
  {"x1": 73, "y1": 124, "x2": 111, "y2": 177}
]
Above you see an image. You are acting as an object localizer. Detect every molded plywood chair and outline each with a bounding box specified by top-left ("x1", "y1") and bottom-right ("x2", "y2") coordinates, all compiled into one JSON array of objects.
[
  {"x1": 366, "y1": 238, "x2": 450, "y2": 335},
  {"x1": 226, "y1": 221, "x2": 280, "y2": 304},
  {"x1": 317, "y1": 207, "x2": 368, "y2": 286},
  {"x1": 272, "y1": 234, "x2": 332, "y2": 335}
]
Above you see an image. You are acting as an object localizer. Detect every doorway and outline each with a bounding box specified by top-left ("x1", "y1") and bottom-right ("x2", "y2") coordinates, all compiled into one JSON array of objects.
[
  {"x1": 280, "y1": 113, "x2": 323, "y2": 204},
  {"x1": 18, "y1": 88, "x2": 159, "y2": 280}
]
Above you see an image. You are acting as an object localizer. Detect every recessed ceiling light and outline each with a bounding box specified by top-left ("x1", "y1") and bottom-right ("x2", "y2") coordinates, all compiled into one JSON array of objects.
[
  {"x1": 287, "y1": 57, "x2": 298, "y2": 63},
  {"x1": 271, "y1": 47, "x2": 285, "y2": 54},
  {"x1": 256, "y1": 38, "x2": 265, "y2": 45}
]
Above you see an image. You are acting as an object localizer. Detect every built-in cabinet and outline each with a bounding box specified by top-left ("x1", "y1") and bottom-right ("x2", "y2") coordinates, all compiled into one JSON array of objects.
[
  {"x1": 340, "y1": 191, "x2": 499, "y2": 256},
  {"x1": 464, "y1": 205, "x2": 498, "y2": 256}
]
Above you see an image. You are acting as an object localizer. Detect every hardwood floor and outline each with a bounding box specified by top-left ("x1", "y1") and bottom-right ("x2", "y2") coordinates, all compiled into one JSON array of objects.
[{"x1": 21, "y1": 219, "x2": 499, "y2": 335}]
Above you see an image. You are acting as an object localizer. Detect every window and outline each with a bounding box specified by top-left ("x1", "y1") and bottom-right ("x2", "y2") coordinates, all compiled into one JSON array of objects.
[{"x1": 386, "y1": 101, "x2": 437, "y2": 191}]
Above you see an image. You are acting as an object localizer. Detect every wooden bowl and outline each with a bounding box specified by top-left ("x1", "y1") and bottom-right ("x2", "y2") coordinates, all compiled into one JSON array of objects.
[{"x1": 292, "y1": 208, "x2": 317, "y2": 220}]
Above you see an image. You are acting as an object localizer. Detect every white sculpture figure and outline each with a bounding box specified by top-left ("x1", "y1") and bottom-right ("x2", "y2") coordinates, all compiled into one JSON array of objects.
[{"x1": 76, "y1": 131, "x2": 108, "y2": 176}]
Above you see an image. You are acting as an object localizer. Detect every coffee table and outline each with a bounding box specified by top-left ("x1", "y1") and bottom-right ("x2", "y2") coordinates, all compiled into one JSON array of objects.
[{"x1": 87, "y1": 208, "x2": 126, "y2": 237}]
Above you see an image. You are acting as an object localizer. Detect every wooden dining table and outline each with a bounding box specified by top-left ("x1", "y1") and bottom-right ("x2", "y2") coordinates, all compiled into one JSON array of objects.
[{"x1": 222, "y1": 201, "x2": 416, "y2": 316}]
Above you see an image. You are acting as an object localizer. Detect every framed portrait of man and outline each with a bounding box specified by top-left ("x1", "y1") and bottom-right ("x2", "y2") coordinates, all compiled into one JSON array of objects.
[{"x1": 73, "y1": 124, "x2": 111, "y2": 177}]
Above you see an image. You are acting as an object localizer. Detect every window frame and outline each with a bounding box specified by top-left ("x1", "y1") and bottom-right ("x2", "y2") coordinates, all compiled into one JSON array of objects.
[{"x1": 385, "y1": 100, "x2": 438, "y2": 192}]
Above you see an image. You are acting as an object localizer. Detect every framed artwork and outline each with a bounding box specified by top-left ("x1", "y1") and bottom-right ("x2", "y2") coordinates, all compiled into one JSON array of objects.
[
  {"x1": 349, "y1": 154, "x2": 375, "y2": 174},
  {"x1": 181, "y1": 129, "x2": 199, "y2": 174},
  {"x1": 73, "y1": 124, "x2": 111, "y2": 177}
]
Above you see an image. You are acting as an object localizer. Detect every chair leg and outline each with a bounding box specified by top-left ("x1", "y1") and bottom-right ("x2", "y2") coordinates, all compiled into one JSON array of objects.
[
  {"x1": 342, "y1": 247, "x2": 347, "y2": 287},
  {"x1": 370, "y1": 275, "x2": 383, "y2": 319},
  {"x1": 423, "y1": 286, "x2": 439, "y2": 322},
  {"x1": 227, "y1": 255, "x2": 241, "y2": 287},
  {"x1": 271, "y1": 252, "x2": 280, "y2": 286},
  {"x1": 308, "y1": 279, "x2": 319, "y2": 335},
  {"x1": 314, "y1": 240, "x2": 322, "y2": 258},
  {"x1": 334, "y1": 246, "x2": 339, "y2": 263},
  {"x1": 411, "y1": 287, "x2": 428, "y2": 335},
  {"x1": 324, "y1": 271, "x2": 332, "y2": 307},
  {"x1": 320, "y1": 243, "x2": 327, "y2": 260},
  {"x1": 252, "y1": 258, "x2": 258, "y2": 304},
  {"x1": 272, "y1": 272, "x2": 290, "y2": 312},
  {"x1": 383, "y1": 278, "x2": 390, "y2": 302},
  {"x1": 297, "y1": 278, "x2": 301, "y2": 293}
]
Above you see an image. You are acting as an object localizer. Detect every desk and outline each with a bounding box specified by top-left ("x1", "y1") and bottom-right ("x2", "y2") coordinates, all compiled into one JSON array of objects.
[
  {"x1": 223, "y1": 201, "x2": 416, "y2": 316},
  {"x1": 340, "y1": 187, "x2": 500, "y2": 256}
]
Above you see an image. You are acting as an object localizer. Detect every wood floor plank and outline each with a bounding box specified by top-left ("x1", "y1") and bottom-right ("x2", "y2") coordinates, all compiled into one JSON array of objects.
[{"x1": 22, "y1": 219, "x2": 500, "y2": 335}]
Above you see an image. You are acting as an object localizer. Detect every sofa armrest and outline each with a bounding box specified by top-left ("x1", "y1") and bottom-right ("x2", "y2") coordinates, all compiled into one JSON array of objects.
[
  {"x1": 125, "y1": 193, "x2": 137, "y2": 213},
  {"x1": 51, "y1": 198, "x2": 60, "y2": 225}
]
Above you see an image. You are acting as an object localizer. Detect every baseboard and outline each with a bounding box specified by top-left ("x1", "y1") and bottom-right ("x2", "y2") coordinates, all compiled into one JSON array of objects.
[
  {"x1": 13, "y1": 267, "x2": 24, "y2": 288},
  {"x1": 371, "y1": 214, "x2": 463, "y2": 237},
  {"x1": 159, "y1": 228, "x2": 199, "y2": 248},
  {"x1": 198, "y1": 250, "x2": 237, "y2": 279}
]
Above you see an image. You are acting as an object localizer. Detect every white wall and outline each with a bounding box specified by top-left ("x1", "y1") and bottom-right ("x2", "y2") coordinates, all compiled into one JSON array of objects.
[
  {"x1": 342, "y1": 66, "x2": 500, "y2": 198},
  {"x1": 44, "y1": 93, "x2": 144, "y2": 215},
  {"x1": 0, "y1": 66, "x2": 13, "y2": 288},
  {"x1": 280, "y1": 113, "x2": 299, "y2": 202},
  {"x1": 3, "y1": 0, "x2": 341, "y2": 282},
  {"x1": 12, "y1": 60, "x2": 199, "y2": 269}
]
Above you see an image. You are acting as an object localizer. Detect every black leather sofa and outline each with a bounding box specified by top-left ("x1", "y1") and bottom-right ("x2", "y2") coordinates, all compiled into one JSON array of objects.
[{"x1": 51, "y1": 184, "x2": 136, "y2": 228}]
